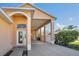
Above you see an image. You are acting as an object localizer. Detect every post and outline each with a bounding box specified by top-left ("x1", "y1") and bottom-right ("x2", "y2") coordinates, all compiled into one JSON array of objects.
[
  {"x1": 44, "y1": 26, "x2": 46, "y2": 42},
  {"x1": 50, "y1": 19, "x2": 55, "y2": 44},
  {"x1": 34, "y1": 30, "x2": 36, "y2": 40},
  {"x1": 27, "y1": 17, "x2": 31, "y2": 50},
  {"x1": 40, "y1": 28, "x2": 42, "y2": 41}
]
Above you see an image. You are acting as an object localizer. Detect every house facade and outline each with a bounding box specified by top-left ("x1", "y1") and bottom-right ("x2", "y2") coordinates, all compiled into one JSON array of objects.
[{"x1": 0, "y1": 3, "x2": 55, "y2": 55}]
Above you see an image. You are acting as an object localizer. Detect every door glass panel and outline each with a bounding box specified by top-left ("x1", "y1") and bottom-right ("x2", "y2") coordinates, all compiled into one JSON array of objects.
[{"x1": 18, "y1": 31, "x2": 23, "y2": 43}]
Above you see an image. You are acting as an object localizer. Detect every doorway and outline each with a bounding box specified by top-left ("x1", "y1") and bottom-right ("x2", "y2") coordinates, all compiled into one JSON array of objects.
[{"x1": 16, "y1": 30, "x2": 26, "y2": 46}]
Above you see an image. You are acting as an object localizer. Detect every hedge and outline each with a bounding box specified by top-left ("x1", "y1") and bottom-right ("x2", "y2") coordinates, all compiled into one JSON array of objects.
[{"x1": 55, "y1": 30, "x2": 79, "y2": 46}]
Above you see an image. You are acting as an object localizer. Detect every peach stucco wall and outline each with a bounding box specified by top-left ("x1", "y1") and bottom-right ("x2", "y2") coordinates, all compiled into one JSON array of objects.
[{"x1": 0, "y1": 17, "x2": 13, "y2": 55}]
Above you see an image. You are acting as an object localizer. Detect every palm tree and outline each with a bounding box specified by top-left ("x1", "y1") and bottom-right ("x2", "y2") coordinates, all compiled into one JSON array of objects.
[{"x1": 67, "y1": 25, "x2": 77, "y2": 30}]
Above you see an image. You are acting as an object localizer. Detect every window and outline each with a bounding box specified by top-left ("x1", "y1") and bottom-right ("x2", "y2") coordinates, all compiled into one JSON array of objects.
[{"x1": 17, "y1": 24, "x2": 26, "y2": 28}]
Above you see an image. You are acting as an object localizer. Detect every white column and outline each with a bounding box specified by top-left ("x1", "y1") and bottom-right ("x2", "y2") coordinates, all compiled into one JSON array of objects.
[
  {"x1": 35, "y1": 30, "x2": 37, "y2": 40},
  {"x1": 44, "y1": 26, "x2": 46, "y2": 42},
  {"x1": 40, "y1": 28, "x2": 41, "y2": 41},
  {"x1": 27, "y1": 17, "x2": 31, "y2": 51},
  {"x1": 50, "y1": 19, "x2": 55, "y2": 44},
  {"x1": 34, "y1": 30, "x2": 36, "y2": 40}
]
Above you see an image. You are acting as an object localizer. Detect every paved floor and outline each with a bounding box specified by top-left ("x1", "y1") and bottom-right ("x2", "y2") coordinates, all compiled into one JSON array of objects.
[
  {"x1": 28, "y1": 40, "x2": 79, "y2": 56},
  {"x1": 10, "y1": 47, "x2": 27, "y2": 56},
  {"x1": 10, "y1": 48, "x2": 24, "y2": 56},
  {"x1": 9, "y1": 40, "x2": 79, "y2": 56}
]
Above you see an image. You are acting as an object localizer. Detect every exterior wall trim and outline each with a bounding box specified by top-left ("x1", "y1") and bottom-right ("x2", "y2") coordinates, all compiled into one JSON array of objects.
[
  {"x1": 0, "y1": 8, "x2": 14, "y2": 23},
  {"x1": 2, "y1": 7, "x2": 35, "y2": 11}
]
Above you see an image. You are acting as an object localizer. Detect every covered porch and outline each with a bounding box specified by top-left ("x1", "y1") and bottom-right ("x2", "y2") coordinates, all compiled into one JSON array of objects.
[
  {"x1": 2, "y1": 5, "x2": 55, "y2": 51},
  {"x1": 0, "y1": 3, "x2": 55, "y2": 56},
  {"x1": 31, "y1": 17, "x2": 55, "y2": 45}
]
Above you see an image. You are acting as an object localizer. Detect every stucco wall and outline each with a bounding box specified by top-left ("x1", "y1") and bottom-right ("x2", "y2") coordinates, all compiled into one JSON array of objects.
[{"x1": 0, "y1": 18, "x2": 13, "y2": 56}]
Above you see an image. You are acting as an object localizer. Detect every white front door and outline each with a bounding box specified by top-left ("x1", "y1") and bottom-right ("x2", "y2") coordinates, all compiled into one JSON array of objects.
[{"x1": 16, "y1": 30, "x2": 26, "y2": 46}]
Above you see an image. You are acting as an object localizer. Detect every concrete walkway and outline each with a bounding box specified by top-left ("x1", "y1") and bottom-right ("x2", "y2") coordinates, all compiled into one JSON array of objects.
[
  {"x1": 10, "y1": 47, "x2": 27, "y2": 56},
  {"x1": 10, "y1": 48, "x2": 24, "y2": 56},
  {"x1": 28, "y1": 41, "x2": 79, "y2": 56}
]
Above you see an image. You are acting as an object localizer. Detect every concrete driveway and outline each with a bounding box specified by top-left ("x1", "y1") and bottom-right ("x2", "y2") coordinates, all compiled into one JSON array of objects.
[{"x1": 28, "y1": 40, "x2": 79, "y2": 56}]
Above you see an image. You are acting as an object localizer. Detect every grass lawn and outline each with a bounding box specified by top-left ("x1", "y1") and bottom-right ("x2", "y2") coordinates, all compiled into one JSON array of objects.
[
  {"x1": 68, "y1": 40, "x2": 79, "y2": 45},
  {"x1": 68, "y1": 40, "x2": 79, "y2": 51}
]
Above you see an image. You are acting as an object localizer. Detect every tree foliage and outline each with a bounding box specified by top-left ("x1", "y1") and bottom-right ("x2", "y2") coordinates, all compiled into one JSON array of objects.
[
  {"x1": 67, "y1": 25, "x2": 77, "y2": 29},
  {"x1": 55, "y1": 30, "x2": 79, "y2": 46}
]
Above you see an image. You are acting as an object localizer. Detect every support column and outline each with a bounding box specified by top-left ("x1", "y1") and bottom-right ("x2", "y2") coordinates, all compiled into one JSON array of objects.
[
  {"x1": 34, "y1": 30, "x2": 36, "y2": 40},
  {"x1": 35, "y1": 30, "x2": 37, "y2": 40},
  {"x1": 27, "y1": 17, "x2": 31, "y2": 51},
  {"x1": 44, "y1": 26, "x2": 46, "y2": 42},
  {"x1": 50, "y1": 19, "x2": 55, "y2": 44},
  {"x1": 40, "y1": 28, "x2": 41, "y2": 41}
]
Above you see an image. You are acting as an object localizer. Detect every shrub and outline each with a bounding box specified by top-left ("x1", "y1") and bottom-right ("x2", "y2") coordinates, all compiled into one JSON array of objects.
[
  {"x1": 55, "y1": 30, "x2": 79, "y2": 46},
  {"x1": 68, "y1": 41, "x2": 79, "y2": 50}
]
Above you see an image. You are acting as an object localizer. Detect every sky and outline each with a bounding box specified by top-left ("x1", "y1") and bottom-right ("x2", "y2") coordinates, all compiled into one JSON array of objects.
[{"x1": 0, "y1": 3, "x2": 79, "y2": 31}]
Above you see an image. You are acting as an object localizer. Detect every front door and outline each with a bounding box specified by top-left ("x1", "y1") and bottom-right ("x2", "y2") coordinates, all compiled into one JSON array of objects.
[{"x1": 16, "y1": 30, "x2": 26, "y2": 46}]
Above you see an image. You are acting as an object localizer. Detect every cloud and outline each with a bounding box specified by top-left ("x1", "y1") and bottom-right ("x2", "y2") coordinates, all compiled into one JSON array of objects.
[
  {"x1": 56, "y1": 23, "x2": 65, "y2": 29},
  {"x1": 69, "y1": 17, "x2": 73, "y2": 21}
]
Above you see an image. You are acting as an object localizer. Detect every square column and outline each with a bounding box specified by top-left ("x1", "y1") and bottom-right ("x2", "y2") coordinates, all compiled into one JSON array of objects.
[
  {"x1": 44, "y1": 26, "x2": 46, "y2": 42},
  {"x1": 33, "y1": 30, "x2": 36, "y2": 40},
  {"x1": 35, "y1": 30, "x2": 36, "y2": 40},
  {"x1": 50, "y1": 19, "x2": 55, "y2": 44},
  {"x1": 40, "y1": 28, "x2": 42, "y2": 41},
  {"x1": 27, "y1": 17, "x2": 31, "y2": 51}
]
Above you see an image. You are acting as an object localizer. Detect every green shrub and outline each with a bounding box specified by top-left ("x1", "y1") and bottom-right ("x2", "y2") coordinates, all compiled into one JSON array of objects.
[
  {"x1": 55, "y1": 30, "x2": 79, "y2": 46},
  {"x1": 67, "y1": 41, "x2": 79, "y2": 50}
]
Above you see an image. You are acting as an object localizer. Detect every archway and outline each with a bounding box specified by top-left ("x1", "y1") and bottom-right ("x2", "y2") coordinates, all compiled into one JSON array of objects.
[{"x1": 10, "y1": 11, "x2": 31, "y2": 50}]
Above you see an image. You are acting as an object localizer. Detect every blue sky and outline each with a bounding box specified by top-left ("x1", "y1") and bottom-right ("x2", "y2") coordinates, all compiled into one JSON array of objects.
[{"x1": 0, "y1": 3, "x2": 79, "y2": 30}]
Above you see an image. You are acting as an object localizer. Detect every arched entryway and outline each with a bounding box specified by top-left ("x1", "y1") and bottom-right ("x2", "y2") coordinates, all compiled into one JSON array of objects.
[{"x1": 10, "y1": 12, "x2": 31, "y2": 50}]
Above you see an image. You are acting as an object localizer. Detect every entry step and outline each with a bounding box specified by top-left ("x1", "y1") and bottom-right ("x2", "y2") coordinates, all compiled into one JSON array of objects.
[{"x1": 10, "y1": 47, "x2": 27, "y2": 56}]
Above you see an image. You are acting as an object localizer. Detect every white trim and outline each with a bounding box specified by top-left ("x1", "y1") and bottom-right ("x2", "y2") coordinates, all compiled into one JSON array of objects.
[
  {"x1": 2, "y1": 7, "x2": 35, "y2": 11},
  {"x1": 27, "y1": 43, "x2": 31, "y2": 50},
  {"x1": 0, "y1": 8, "x2": 14, "y2": 23}
]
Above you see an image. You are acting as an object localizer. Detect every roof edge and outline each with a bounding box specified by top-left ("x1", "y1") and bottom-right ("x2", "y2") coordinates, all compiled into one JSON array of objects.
[
  {"x1": 1, "y1": 7, "x2": 35, "y2": 10},
  {"x1": 19, "y1": 3, "x2": 56, "y2": 19},
  {"x1": 0, "y1": 8, "x2": 14, "y2": 24}
]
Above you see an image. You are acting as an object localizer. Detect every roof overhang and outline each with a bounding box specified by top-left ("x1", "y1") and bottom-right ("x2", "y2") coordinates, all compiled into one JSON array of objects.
[
  {"x1": 0, "y1": 8, "x2": 14, "y2": 24},
  {"x1": 2, "y1": 7, "x2": 35, "y2": 11},
  {"x1": 17, "y1": 3, "x2": 56, "y2": 19}
]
